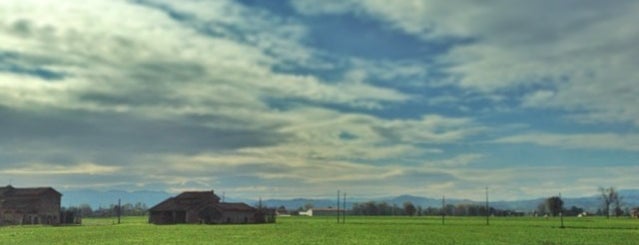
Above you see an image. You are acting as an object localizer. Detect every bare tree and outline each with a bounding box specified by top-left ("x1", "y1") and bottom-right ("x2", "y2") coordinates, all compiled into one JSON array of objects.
[
  {"x1": 613, "y1": 192, "x2": 624, "y2": 217},
  {"x1": 545, "y1": 196, "x2": 564, "y2": 217},
  {"x1": 599, "y1": 187, "x2": 622, "y2": 218}
]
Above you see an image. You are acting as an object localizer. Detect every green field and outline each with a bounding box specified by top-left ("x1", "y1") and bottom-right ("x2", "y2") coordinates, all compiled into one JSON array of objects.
[{"x1": 0, "y1": 216, "x2": 637, "y2": 244}]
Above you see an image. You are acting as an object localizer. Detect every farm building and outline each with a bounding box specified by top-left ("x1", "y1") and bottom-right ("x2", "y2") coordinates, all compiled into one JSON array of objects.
[
  {"x1": 299, "y1": 207, "x2": 348, "y2": 216},
  {"x1": 148, "y1": 190, "x2": 275, "y2": 225},
  {"x1": 0, "y1": 185, "x2": 62, "y2": 225}
]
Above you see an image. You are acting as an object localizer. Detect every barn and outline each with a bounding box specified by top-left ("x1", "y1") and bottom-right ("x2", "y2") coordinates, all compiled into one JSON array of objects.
[
  {"x1": 0, "y1": 185, "x2": 62, "y2": 225},
  {"x1": 148, "y1": 190, "x2": 274, "y2": 225}
]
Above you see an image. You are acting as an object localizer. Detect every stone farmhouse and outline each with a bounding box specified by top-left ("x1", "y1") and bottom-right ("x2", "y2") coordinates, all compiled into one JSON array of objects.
[
  {"x1": 0, "y1": 185, "x2": 62, "y2": 225},
  {"x1": 148, "y1": 190, "x2": 275, "y2": 225}
]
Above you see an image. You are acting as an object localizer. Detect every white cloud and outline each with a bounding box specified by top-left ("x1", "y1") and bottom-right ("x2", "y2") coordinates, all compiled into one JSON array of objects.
[
  {"x1": 521, "y1": 90, "x2": 556, "y2": 108},
  {"x1": 0, "y1": 163, "x2": 120, "y2": 175},
  {"x1": 0, "y1": 0, "x2": 409, "y2": 117},
  {"x1": 422, "y1": 154, "x2": 484, "y2": 167},
  {"x1": 376, "y1": 115, "x2": 481, "y2": 144},
  {"x1": 0, "y1": 0, "x2": 430, "y2": 195},
  {"x1": 293, "y1": 0, "x2": 639, "y2": 126}
]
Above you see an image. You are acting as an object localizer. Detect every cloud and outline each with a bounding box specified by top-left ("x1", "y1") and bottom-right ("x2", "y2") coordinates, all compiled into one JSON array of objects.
[
  {"x1": 121, "y1": 151, "x2": 481, "y2": 199},
  {"x1": 0, "y1": 0, "x2": 408, "y2": 114},
  {"x1": 494, "y1": 133, "x2": 639, "y2": 152},
  {"x1": 0, "y1": 163, "x2": 120, "y2": 176},
  {"x1": 422, "y1": 154, "x2": 484, "y2": 167},
  {"x1": 292, "y1": 0, "x2": 639, "y2": 126},
  {"x1": 457, "y1": 165, "x2": 639, "y2": 200},
  {"x1": 521, "y1": 90, "x2": 556, "y2": 108},
  {"x1": 0, "y1": 0, "x2": 484, "y2": 197},
  {"x1": 2, "y1": 0, "x2": 635, "y2": 201},
  {"x1": 0, "y1": 0, "x2": 419, "y2": 159}
]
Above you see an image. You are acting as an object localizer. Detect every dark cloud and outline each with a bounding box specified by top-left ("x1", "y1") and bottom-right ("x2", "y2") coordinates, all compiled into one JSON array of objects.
[{"x1": 0, "y1": 105, "x2": 290, "y2": 166}]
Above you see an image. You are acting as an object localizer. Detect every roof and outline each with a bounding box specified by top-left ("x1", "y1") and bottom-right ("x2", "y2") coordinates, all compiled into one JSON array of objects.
[
  {"x1": 148, "y1": 197, "x2": 180, "y2": 211},
  {"x1": 149, "y1": 191, "x2": 220, "y2": 212},
  {"x1": 0, "y1": 185, "x2": 62, "y2": 197},
  {"x1": 149, "y1": 191, "x2": 259, "y2": 214},
  {"x1": 215, "y1": 203, "x2": 257, "y2": 212},
  {"x1": 175, "y1": 191, "x2": 220, "y2": 201}
]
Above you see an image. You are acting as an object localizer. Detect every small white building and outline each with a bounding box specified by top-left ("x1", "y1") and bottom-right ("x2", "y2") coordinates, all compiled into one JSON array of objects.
[{"x1": 299, "y1": 207, "x2": 345, "y2": 216}]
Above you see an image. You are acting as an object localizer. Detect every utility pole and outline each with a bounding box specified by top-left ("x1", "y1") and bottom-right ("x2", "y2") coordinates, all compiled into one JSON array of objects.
[
  {"x1": 337, "y1": 190, "x2": 340, "y2": 224},
  {"x1": 559, "y1": 192, "x2": 564, "y2": 229},
  {"x1": 117, "y1": 198, "x2": 121, "y2": 224},
  {"x1": 485, "y1": 186, "x2": 489, "y2": 226},
  {"x1": 442, "y1": 195, "x2": 446, "y2": 225},
  {"x1": 342, "y1": 192, "x2": 346, "y2": 224}
]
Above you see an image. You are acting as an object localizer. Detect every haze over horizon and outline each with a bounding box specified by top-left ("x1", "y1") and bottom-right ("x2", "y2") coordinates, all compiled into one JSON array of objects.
[{"x1": 1, "y1": 0, "x2": 638, "y2": 201}]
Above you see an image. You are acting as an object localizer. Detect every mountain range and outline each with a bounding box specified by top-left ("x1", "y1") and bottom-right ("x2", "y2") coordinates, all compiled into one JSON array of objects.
[{"x1": 61, "y1": 189, "x2": 639, "y2": 213}]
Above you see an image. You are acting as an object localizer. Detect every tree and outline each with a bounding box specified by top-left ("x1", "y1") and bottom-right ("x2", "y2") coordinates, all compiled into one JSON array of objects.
[
  {"x1": 277, "y1": 205, "x2": 288, "y2": 215},
  {"x1": 444, "y1": 204, "x2": 455, "y2": 216},
  {"x1": 566, "y1": 206, "x2": 584, "y2": 216},
  {"x1": 403, "y1": 202, "x2": 416, "y2": 216},
  {"x1": 78, "y1": 204, "x2": 93, "y2": 217},
  {"x1": 545, "y1": 196, "x2": 563, "y2": 216},
  {"x1": 613, "y1": 193, "x2": 624, "y2": 217},
  {"x1": 599, "y1": 187, "x2": 621, "y2": 218},
  {"x1": 303, "y1": 202, "x2": 314, "y2": 211}
]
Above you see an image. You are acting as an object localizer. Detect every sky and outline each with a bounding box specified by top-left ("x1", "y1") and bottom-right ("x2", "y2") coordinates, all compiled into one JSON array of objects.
[{"x1": 1, "y1": 0, "x2": 638, "y2": 201}]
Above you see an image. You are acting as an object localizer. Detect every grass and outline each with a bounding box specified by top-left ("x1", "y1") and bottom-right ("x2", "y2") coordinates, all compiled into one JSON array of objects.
[{"x1": 0, "y1": 216, "x2": 637, "y2": 244}]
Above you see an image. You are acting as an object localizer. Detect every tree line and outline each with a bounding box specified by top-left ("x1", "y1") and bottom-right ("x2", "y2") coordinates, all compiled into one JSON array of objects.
[
  {"x1": 536, "y1": 186, "x2": 636, "y2": 218},
  {"x1": 347, "y1": 186, "x2": 638, "y2": 218},
  {"x1": 349, "y1": 201, "x2": 524, "y2": 217}
]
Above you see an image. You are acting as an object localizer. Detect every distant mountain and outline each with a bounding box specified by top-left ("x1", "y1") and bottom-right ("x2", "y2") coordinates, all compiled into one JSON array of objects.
[
  {"x1": 60, "y1": 189, "x2": 639, "y2": 212},
  {"x1": 262, "y1": 198, "x2": 338, "y2": 210},
  {"x1": 619, "y1": 189, "x2": 639, "y2": 201},
  {"x1": 61, "y1": 190, "x2": 171, "y2": 208}
]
